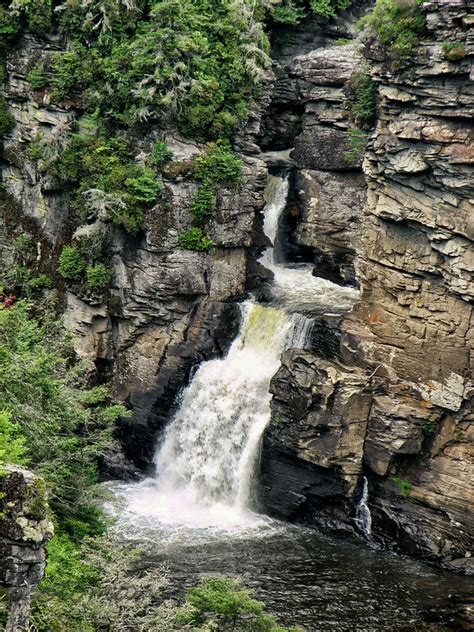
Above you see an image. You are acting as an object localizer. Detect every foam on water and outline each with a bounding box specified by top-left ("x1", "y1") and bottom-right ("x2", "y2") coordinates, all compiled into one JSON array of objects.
[{"x1": 107, "y1": 171, "x2": 360, "y2": 537}]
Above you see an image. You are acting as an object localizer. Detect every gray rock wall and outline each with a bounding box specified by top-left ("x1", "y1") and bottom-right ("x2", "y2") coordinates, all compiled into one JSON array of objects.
[
  {"x1": 0, "y1": 466, "x2": 53, "y2": 631},
  {"x1": 260, "y1": 0, "x2": 474, "y2": 573}
]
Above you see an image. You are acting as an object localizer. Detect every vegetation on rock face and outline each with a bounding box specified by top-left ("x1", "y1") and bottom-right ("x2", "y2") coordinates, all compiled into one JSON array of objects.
[
  {"x1": 351, "y1": 73, "x2": 377, "y2": 127},
  {"x1": 58, "y1": 245, "x2": 87, "y2": 281},
  {"x1": 0, "y1": 97, "x2": 15, "y2": 139},
  {"x1": 271, "y1": 0, "x2": 355, "y2": 24},
  {"x1": 0, "y1": 301, "x2": 127, "y2": 534},
  {"x1": 38, "y1": 0, "x2": 271, "y2": 141},
  {"x1": 180, "y1": 141, "x2": 243, "y2": 250},
  {"x1": 362, "y1": 0, "x2": 426, "y2": 58}
]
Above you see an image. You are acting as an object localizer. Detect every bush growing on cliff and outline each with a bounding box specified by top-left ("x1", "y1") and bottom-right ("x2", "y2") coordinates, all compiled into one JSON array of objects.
[
  {"x1": 86, "y1": 263, "x2": 113, "y2": 290},
  {"x1": 0, "y1": 98, "x2": 15, "y2": 138},
  {"x1": 363, "y1": 0, "x2": 426, "y2": 58},
  {"x1": 271, "y1": 0, "x2": 307, "y2": 25},
  {"x1": 58, "y1": 245, "x2": 86, "y2": 280},
  {"x1": 48, "y1": 0, "x2": 271, "y2": 141},
  {"x1": 180, "y1": 227, "x2": 215, "y2": 252},
  {"x1": 352, "y1": 73, "x2": 377, "y2": 127},
  {"x1": 0, "y1": 301, "x2": 128, "y2": 532}
]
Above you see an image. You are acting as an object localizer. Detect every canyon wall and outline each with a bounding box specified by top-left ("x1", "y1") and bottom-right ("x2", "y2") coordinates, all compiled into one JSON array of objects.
[
  {"x1": 260, "y1": 0, "x2": 473, "y2": 573},
  {"x1": 0, "y1": 32, "x2": 270, "y2": 472}
]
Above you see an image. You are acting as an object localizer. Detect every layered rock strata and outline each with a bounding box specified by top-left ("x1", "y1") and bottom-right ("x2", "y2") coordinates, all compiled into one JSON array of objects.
[
  {"x1": 1, "y1": 34, "x2": 268, "y2": 470},
  {"x1": 260, "y1": 0, "x2": 474, "y2": 573},
  {"x1": 0, "y1": 466, "x2": 53, "y2": 631}
]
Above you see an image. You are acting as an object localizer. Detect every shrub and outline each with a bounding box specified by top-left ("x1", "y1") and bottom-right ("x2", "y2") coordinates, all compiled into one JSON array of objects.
[
  {"x1": 0, "y1": 410, "x2": 26, "y2": 467},
  {"x1": 191, "y1": 182, "x2": 217, "y2": 224},
  {"x1": 124, "y1": 168, "x2": 162, "y2": 205},
  {"x1": 344, "y1": 127, "x2": 368, "y2": 163},
  {"x1": 27, "y1": 61, "x2": 48, "y2": 89},
  {"x1": 86, "y1": 263, "x2": 113, "y2": 290},
  {"x1": 309, "y1": 0, "x2": 354, "y2": 20},
  {"x1": 271, "y1": 0, "x2": 306, "y2": 25},
  {"x1": 180, "y1": 228, "x2": 215, "y2": 252},
  {"x1": 175, "y1": 576, "x2": 300, "y2": 631},
  {"x1": 365, "y1": 0, "x2": 426, "y2": 58},
  {"x1": 150, "y1": 140, "x2": 173, "y2": 166},
  {"x1": 442, "y1": 41, "x2": 467, "y2": 62},
  {"x1": 0, "y1": 301, "x2": 129, "y2": 529},
  {"x1": 195, "y1": 142, "x2": 243, "y2": 186},
  {"x1": 0, "y1": 98, "x2": 15, "y2": 138},
  {"x1": 29, "y1": 274, "x2": 53, "y2": 290},
  {"x1": 58, "y1": 245, "x2": 86, "y2": 280},
  {"x1": 391, "y1": 476, "x2": 412, "y2": 497},
  {"x1": 352, "y1": 73, "x2": 377, "y2": 127}
]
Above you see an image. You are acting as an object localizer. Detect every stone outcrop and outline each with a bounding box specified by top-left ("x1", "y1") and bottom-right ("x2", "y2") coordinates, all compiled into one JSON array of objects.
[
  {"x1": 1, "y1": 34, "x2": 268, "y2": 470},
  {"x1": 260, "y1": 0, "x2": 474, "y2": 572},
  {"x1": 0, "y1": 466, "x2": 53, "y2": 631},
  {"x1": 260, "y1": 11, "x2": 368, "y2": 284}
]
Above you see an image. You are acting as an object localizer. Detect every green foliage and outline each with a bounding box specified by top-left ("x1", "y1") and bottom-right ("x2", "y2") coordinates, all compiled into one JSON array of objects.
[
  {"x1": 309, "y1": 0, "x2": 354, "y2": 20},
  {"x1": 33, "y1": 534, "x2": 173, "y2": 632},
  {"x1": 0, "y1": 301, "x2": 128, "y2": 531},
  {"x1": 124, "y1": 167, "x2": 162, "y2": 205},
  {"x1": 271, "y1": 0, "x2": 307, "y2": 25},
  {"x1": 421, "y1": 421, "x2": 436, "y2": 435},
  {"x1": 86, "y1": 264, "x2": 113, "y2": 290},
  {"x1": 58, "y1": 245, "x2": 86, "y2": 280},
  {"x1": 0, "y1": 410, "x2": 26, "y2": 466},
  {"x1": 29, "y1": 273, "x2": 53, "y2": 290},
  {"x1": 27, "y1": 61, "x2": 48, "y2": 89},
  {"x1": 344, "y1": 127, "x2": 368, "y2": 163},
  {"x1": 50, "y1": 134, "x2": 163, "y2": 233},
  {"x1": 176, "y1": 576, "x2": 300, "y2": 631},
  {"x1": 151, "y1": 140, "x2": 173, "y2": 166},
  {"x1": 391, "y1": 476, "x2": 413, "y2": 497},
  {"x1": 0, "y1": 98, "x2": 15, "y2": 138},
  {"x1": 49, "y1": 0, "x2": 271, "y2": 141},
  {"x1": 191, "y1": 181, "x2": 217, "y2": 224},
  {"x1": 180, "y1": 227, "x2": 215, "y2": 252},
  {"x1": 365, "y1": 0, "x2": 426, "y2": 58},
  {"x1": 442, "y1": 41, "x2": 467, "y2": 61},
  {"x1": 352, "y1": 73, "x2": 377, "y2": 127},
  {"x1": 195, "y1": 142, "x2": 243, "y2": 186},
  {"x1": 33, "y1": 532, "x2": 98, "y2": 632}
]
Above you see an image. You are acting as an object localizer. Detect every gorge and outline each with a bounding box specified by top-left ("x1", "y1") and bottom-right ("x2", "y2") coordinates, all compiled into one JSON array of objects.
[{"x1": 0, "y1": 0, "x2": 473, "y2": 630}]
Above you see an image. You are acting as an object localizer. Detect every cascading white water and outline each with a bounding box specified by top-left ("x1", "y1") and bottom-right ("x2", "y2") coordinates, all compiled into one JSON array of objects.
[
  {"x1": 355, "y1": 477, "x2": 372, "y2": 539},
  {"x1": 125, "y1": 302, "x2": 291, "y2": 528},
  {"x1": 110, "y1": 169, "x2": 359, "y2": 533}
]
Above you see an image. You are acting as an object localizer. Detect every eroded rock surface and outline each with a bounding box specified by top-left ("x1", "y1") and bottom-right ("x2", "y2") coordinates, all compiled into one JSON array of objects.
[
  {"x1": 0, "y1": 466, "x2": 53, "y2": 631},
  {"x1": 261, "y1": 0, "x2": 474, "y2": 572}
]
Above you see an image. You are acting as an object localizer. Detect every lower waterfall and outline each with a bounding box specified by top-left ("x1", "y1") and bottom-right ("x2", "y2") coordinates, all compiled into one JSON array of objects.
[
  {"x1": 110, "y1": 172, "x2": 359, "y2": 531},
  {"x1": 104, "y1": 173, "x2": 472, "y2": 630}
]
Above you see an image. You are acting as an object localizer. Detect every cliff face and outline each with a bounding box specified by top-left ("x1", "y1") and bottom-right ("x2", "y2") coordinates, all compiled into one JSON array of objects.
[
  {"x1": 1, "y1": 1, "x2": 472, "y2": 574},
  {"x1": 1, "y1": 32, "x2": 269, "y2": 471},
  {"x1": 0, "y1": 467, "x2": 53, "y2": 631},
  {"x1": 261, "y1": 0, "x2": 473, "y2": 573}
]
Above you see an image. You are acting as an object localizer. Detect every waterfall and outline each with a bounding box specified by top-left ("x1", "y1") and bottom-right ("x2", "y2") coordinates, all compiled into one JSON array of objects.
[
  {"x1": 114, "y1": 171, "x2": 359, "y2": 531},
  {"x1": 355, "y1": 477, "x2": 372, "y2": 539}
]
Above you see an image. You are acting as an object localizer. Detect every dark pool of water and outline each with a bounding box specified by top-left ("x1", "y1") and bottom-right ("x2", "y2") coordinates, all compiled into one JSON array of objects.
[{"x1": 142, "y1": 525, "x2": 472, "y2": 631}]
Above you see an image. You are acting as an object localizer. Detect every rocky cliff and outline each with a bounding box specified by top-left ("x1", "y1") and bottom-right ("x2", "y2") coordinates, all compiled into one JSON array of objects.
[
  {"x1": 0, "y1": 30, "x2": 270, "y2": 472},
  {"x1": 1, "y1": 0, "x2": 472, "y2": 576},
  {"x1": 0, "y1": 466, "x2": 53, "y2": 631},
  {"x1": 260, "y1": 0, "x2": 473, "y2": 573}
]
